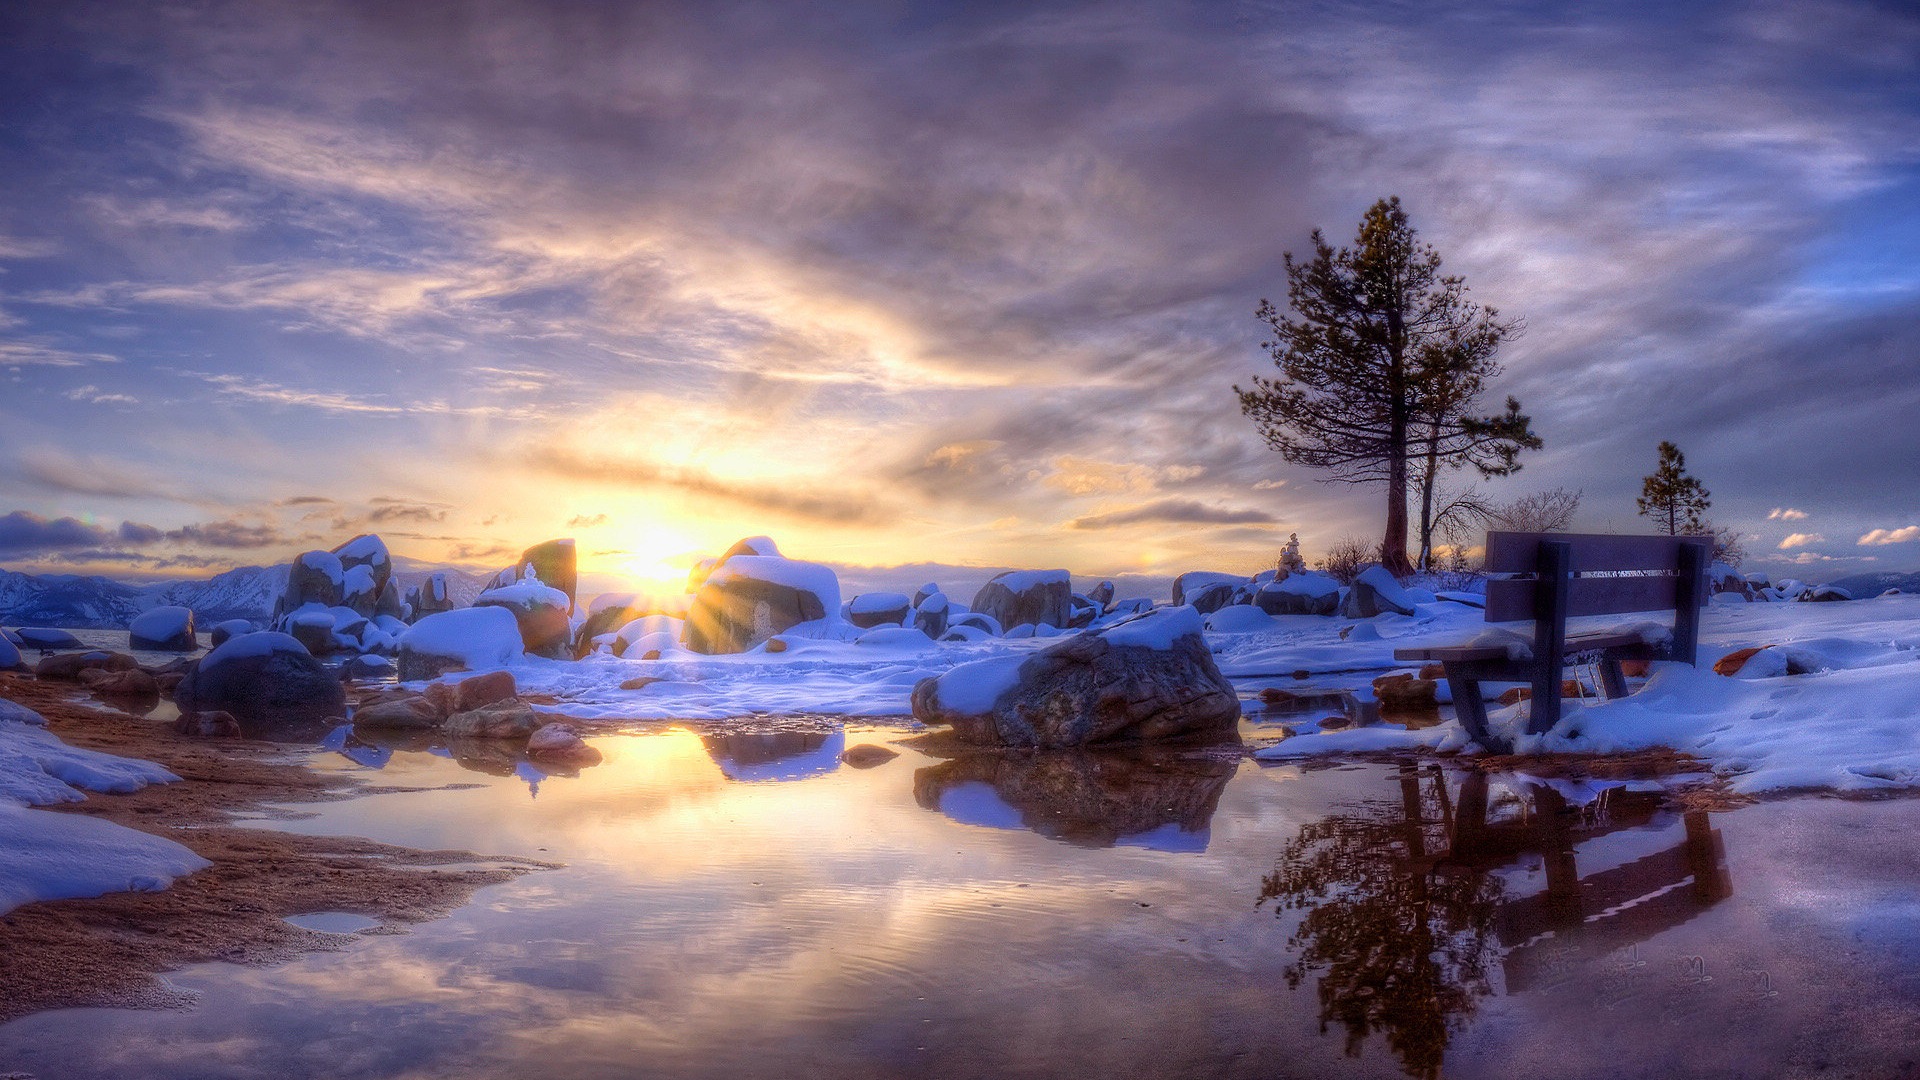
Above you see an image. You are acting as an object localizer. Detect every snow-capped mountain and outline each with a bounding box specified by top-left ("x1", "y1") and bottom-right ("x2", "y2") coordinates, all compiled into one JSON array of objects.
[{"x1": 0, "y1": 563, "x2": 487, "y2": 629}]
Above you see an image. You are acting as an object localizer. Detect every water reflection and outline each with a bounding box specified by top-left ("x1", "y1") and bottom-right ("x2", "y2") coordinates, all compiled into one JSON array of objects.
[
  {"x1": 913, "y1": 749, "x2": 1234, "y2": 851},
  {"x1": 1260, "y1": 765, "x2": 1732, "y2": 1079},
  {"x1": 702, "y1": 731, "x2": 845, "y2": 782},
  {"x1": 325, "y1": 726, "x2": 602, "y2": 794}
]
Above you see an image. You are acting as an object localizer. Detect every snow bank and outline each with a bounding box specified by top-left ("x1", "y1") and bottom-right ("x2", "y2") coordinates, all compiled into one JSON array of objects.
[
  {"x1": 1, "y1": 702, "x2": 208, "y2": 913},
  {"x1": 1205, "y1": 604, "x2": 1276, "y2": 634}
]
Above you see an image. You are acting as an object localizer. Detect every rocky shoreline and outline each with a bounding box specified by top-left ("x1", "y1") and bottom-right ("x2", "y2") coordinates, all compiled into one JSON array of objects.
[{"x1": 0, "y1": 675, "x2": 553, "y2": 1024}]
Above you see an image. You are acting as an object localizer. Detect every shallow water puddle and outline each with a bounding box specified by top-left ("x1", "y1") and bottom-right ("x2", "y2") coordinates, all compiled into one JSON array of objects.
[
  {"x1": 282, "y1": 912, "x2": 381, "y2": 934},
  {"x1": 3, "y1": 727, "x2": 1919, "y2": 1079}
]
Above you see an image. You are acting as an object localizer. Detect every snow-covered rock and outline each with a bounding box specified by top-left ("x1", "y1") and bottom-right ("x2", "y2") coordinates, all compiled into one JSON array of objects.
[
  {"x1": 486, "y1": 539, "x2": 578, "y2": 614},
  {"x1": 684, "y1": 555, "x2": 841, "y2": 654},
  {"x1": 129, "y1": 605, "x2": 196, "y2": 651},
  {"x1": 1254, "y1": 571, "x2": 1341, "y2": 616},
  {"x1": 1205, "y1": 604, "x2": 1277, "y2": 634},
  {"x1": 405, "y1": 571, "x2": 457, "y2": 620},
  {"x1": 209, "y1": 618, "x2": 255, "y2": 649},
  {"x1": 0, "y1": 636, "x2": 21, "y2": 672},
  {"x1": 969, "y1": 569, "x2": 1072, "y2": 632},
  {"x1": 1341, "y1": 565, "x2": 1416, "y2": 618},
  {"x1": 1171, "y1": 571, "x2": 1245, "y2": 608},
  {"x1": 910, "y1": 606, "x2": 1241, "y2": 748},
  {"x1": 397, "y1": 607, "x2": 524, "y2": 682},
  {"x1": 613, "y1": 615, "x2": 685, "y2": 659},
  {"x1": 14, "y1": 627, "x2": 83, "y2": 650},
  {"x1": 848, "y1": 592, "x2": 912, "y2": 629},
  {"x1": 912, "y1": 591, "x2": 950, "y2": 639},
  {"x1": 473, "y1": 576, "x2": 574, "y2": 658},
  {"x1": 174, "y1": 631, "x2": 346, "y2": 734}
]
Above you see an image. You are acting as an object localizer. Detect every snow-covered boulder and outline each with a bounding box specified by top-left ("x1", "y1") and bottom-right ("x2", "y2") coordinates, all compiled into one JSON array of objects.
[
  {"x1": 209, "y1": 618, "x2": 255, "y2": 649},
  {"x1": 486, "y1": 539, "x2": 578, "y2": 614},
  {"x1": 0, "y1": 635, "x2": 21, "y2": 672},
  {"x1": 948, "y1": 611, "x2": 1003, "y2": 636},
  {"x1": 128, "y1": 606, "x2": 196, "y2": 651},
  {"x1": 684, "y1": 556, "x2": 840, "y2": 654},
  {"x1": 613, "y1": 615, "x2": 685, "y2": 659},
  {"x1": 282, "y1": 550, "x2": 346, "y2": 612},
  {"x1": 174, "y1": 632, "x2": 346, "y2": 733},
  {"x1": 913, "y1": 582, "x2": 943, "y2": 607},
  {"x1": 1087, "y1": 581, "x2": 1115, "y2": 610},
  {"x1": 397, "y1": 607, "x2": 524, "y2": 681},
  {"x1": 910, "y1": 606, "x2": 1242, "y2": 748},
  {"x1": 970, "y1": 570, "x2": 1072, "y2": 632},
  {"x1": 913, "y1": 592, "x2": 951, "y2": 639},
  {"x1": 1255, "y1": 571, "x2": 1341, "y2": 616},
  {"x1": 341, "y1": 563, "x2": 380, "y2": 617},
  {"x1": 340, "y1": 654, "x2": 393, "y2": 679},
  {"x1": 1204, "y1": 604, "x2": 1276, "y2": 633},
  {"x1": 406, "y1": 572, "x2": 457, "y2": 620},
  {"x1": 1341, "y1": 566, "x2": 1416, "y2": 618},
  {"x1": 1805, "y1": 584, "x2": 1853, "y2": 602},
  {"x1": 473, "y1": 576, "x2": 574, "y2": 658},
  {"x1": 14, "y1": 627, "x2": 83, "y2": 650},
  {"x1": 1172, "y1": 571, "x2": 1245, "y2": 610},
  {"x1": 848, "y1": 592, "x2": 912, "y2": 629}
]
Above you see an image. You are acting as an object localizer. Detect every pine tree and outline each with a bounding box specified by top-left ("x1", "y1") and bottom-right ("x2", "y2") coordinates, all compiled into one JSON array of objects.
[
  {"x1": 1237, "y1": 197, "x2": 1536, "y2": 576},
  {"x1": 1636, "y1": 441, "x2": 1710, "y2": 535}
]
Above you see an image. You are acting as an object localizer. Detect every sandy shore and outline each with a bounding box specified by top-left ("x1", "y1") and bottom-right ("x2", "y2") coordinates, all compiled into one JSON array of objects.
[{"x1": 0, "y1": 674, "x2": 552, "y2": 1024}]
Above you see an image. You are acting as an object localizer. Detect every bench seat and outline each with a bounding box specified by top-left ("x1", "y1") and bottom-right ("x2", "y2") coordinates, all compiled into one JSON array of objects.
[{"x1": 1393, "y1": 630, "x2": 1649, "y2": 665}]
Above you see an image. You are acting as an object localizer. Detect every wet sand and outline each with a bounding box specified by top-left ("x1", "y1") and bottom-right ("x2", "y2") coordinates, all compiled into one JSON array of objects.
[{"x1": 0, "y1": 674, "x2": 551, "y2": 1023}]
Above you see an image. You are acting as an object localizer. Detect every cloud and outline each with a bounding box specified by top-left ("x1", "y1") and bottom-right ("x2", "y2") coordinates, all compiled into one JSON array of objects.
[
  {"x1": 364, "y1": 497, "x2": 451, "y2": 525},
  {"x1": 0, "y1": 511, "x2": 119, "y2": 554},
  {"x1": 64, "y1": 384, "x2": 139, "y2": 405},
  {"x1": 1767, "y1": 507, "x2": 1809, "y2": 521},
  {"x1": 278, "y1": 495, "x2": 334, "y2": 506},
  {"x1": 15, "y1": 450, "x2": 188, "y2": 500},
  {"x1": 567, "y1": 514, "x2": 609, "y2": 528},
  {"x1": 1778, "y1": 533, "x2": 1825, "y2": 549},
  {"x1": 1068, "y1": 499, "x2": 1278, "y2": 530},
  {"x1": 119, "y1": 521, "x2": 164, "y2": 544},
  {"x1": 165, "y1": 520, "x2": 286, "y2": 549},
  {"x1": 0, "y1": 342, "x2": 119, "y2": 367},
  {"x1": 529, "y1": 447, "x2": 887, "y2": 525},
  {"x1": 1859, "y1": 526, "x2": 1920, "y2": 545}
]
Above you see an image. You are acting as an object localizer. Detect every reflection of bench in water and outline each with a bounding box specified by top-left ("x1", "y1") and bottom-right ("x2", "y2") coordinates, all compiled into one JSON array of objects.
[{"x1": 1422, "y1": 771, "x2": 1732, "y2": 993}]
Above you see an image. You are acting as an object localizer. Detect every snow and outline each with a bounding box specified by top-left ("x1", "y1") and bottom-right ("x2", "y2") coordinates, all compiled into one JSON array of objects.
[
  {"x1": 615, "y1": 615, "x2": 685, "y2": 654},
  {"x1": 1204, "y1": 604, "x2": 1276, "y2": 634},
  {"x1": 129, "y1": 606, "x2": 193, "y2": 641},
  {"x1": 334, "y1": 535, "x2": 389, "y2": 566},
  {"x1": 201, "y1": 630, "x2": 310, "y2": 670},
  {"x1": 1102, "y1": 605, "x2": 1204, "y2": 649},
  {"x1": 342, "y1": 564, "x2": 377, "y2": 597},
  {"x1": 1353, "y1": 565, "x2": 1415, "y2": 610},
  {"x1": 297, "y1": 550, "x2": 345, "y2": 585},
  {"x1": 924, "y1": 655, "x2": 1028, "y2": 714},
  {"x1": 15, "y1": 627, "x2": 83, "y2": 648},
  {"x1": 705, "y1": 555, "x2": 842, "y2": 611},
  {"x1": 399, "y1": 607, "x2": 524, "y2": 672},
  {"x1": 850, "y1": 592, "x2": 911, "y2": 615},
  {"x1": 478, "y1": 579, "x2": 570, "y2": 609},
  {"x1": 1174, "y1": 571, "x2": 1244, "y2": 600},
  {"x1": 855, "y1": 626, "x2": 937, "y2": 649},
  {"x1": 1, "y1": 702, "x2": 208, "y2": 913},
  {"x1": 1270, "y1": 571, "x2": 1340, "y2": 598},
  {"x1": 0, "y1": 635, "x2": 19, "y2": 670}
]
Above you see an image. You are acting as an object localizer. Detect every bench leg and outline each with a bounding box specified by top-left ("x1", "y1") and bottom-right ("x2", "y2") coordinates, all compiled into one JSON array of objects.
[
  {"x1": 1598, "y1": 658, "x2": 1628, "y2": 700},
  {"x1": 1528, "y1": 657, "x2": 1563, "y2": 736},
  {"x1": 1442, "y1": 665, "x2": 1506, "y2": 751}
]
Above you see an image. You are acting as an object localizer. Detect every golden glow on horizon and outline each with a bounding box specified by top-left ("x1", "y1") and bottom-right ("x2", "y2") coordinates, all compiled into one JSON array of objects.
[{"x1": 612, "y1": 520, "x2": 699, "y2": 595}]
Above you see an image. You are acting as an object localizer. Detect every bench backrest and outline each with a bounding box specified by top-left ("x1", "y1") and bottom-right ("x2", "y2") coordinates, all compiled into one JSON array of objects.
[{"x1": 1482, "y1": 531, "x2": 1711, "y2": 662}]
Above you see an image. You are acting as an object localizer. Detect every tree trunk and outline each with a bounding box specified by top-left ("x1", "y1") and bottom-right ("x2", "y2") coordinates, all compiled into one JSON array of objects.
[
  {"x1": 1381, "y1": 303, "x2": 1415, "y2": 577},
  {"x1": 1416, "y1": 433, "x2": 1440, "y2": 572}
]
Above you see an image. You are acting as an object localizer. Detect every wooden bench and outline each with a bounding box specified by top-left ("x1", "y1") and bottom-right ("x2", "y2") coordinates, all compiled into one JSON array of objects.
[{"x1": 1393, "y1": 531, "x2": 1711, "y2": 751}]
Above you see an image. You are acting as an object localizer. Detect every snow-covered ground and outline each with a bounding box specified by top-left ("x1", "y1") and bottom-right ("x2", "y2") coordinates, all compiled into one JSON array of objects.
[
  {"x1": 497, "y1": 591, "x2": 1920, "y2": 797},
  {"x1": 0, "y1": 699, "x2": 208, "y2": 913}
]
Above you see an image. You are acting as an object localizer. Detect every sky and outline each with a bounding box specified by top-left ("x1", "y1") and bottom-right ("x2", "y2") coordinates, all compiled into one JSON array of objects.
[{"x1": 1, "y1": 0, "x2": 1917, "y2": 594}]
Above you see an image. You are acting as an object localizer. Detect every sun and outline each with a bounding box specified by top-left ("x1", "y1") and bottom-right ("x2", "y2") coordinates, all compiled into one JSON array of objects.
[{"x1": 612, "y1": 521, "x2": 699, "y2": 596}]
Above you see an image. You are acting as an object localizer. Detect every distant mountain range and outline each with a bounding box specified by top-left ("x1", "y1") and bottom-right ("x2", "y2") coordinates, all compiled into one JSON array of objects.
[
  {"x1": 0, "y1": 564, "x2": 489, "y2": 630},
  {"x1": 1827, "y1": 570, "x2": 1920, "y2": 597}
]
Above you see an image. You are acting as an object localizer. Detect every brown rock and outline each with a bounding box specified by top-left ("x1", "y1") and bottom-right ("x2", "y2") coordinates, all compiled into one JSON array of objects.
[
  {"x1": 1371, "y1": 673, "x2": 1438, "y2": 710},
  {"x1": 154, "y1": 671, "x2": 186, "y2": 694},
  {"x1": 527, "y1": 723, "x2": 601, "y2": 765},
  {"x1": 1714, "y1": 647, "x2": 1766, "y2": 676},
  {"x1": 173, "y1": 710, "x2": 242, "y2": 737},
  {"x1": 35, "y1": 651, "x2": 140, "y2": 680},
  {"x1": 1259, "y1": 687, "x2": 1300, "y2": 705},
  {"x1": 764, "y1": 638, "x2": 788, "y2": 654},
  {"x1": 1497, "y1": 687, "x2": 1531, "y2": 706},
  {"x1": 1620, "y1": 659, "x2": 1651, "y2": 678},
  {"x1": 1319, "y1": 716, "x2": 1351, "y2": 730},
  {"x1": 1419, "y1": 663, "x2": 1446, "y2": 681},
  {"x1": 619, "y1": 676, "x2": 662, "y2": 691},
  {"x1": 90, "y1": 669, "x2": 159, "y2": 697},
  {"x1": 78, "y1": 668, "x2": 114, "y2": 687},
  {"x1": 841, "y1": 744, "x2": 900, "y2": 769},
  {"x1": 444, "y1": 699, "x2": 538, "y2": 740},
  {"x1": 353, "y1": 696, "x2": 441, "y2": 730},
  {"x1": 424, "y1": 670, "x2": 518, "y2": 718}
]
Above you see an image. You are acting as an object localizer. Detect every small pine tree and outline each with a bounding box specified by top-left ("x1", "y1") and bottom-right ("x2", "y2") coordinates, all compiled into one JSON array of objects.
[{"x1": 1636, "y1": 441, "x2": 1710, "y2": 535}]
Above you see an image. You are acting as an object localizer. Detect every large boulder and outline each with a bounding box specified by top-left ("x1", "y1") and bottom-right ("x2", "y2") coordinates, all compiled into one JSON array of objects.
[
  {"x1": 612, "y1": 614, "x2": 686, "y2": 659},
  {"x1": 14, "y1": 627, "x2": 84, "y2": 650},
  {"x1": 913, "y1": 592, "x2": 951, "y2": 639},
  {"x1": 352, "y1": 695, "x2": 440, "y2": 730},
  {"x1": 1254, "y1": 571, "x2": 1341, "y2": 616},
  {"x1": 396, "y1": 607, "x2": 524, "y2": 681},
  {"x1": 281, "y1": 550, "x2": 346, "y2": 614},
  {"x1": 1183, "y1": 581, "x2": 1238, "y2": 615},
  {"x1": 34, "y1": 650, "x2": 138, "y2": 680},
  {"x1": 910, "y1": 606, "x2": 1242, "y2": 748},
  {"x1": 848, "y1": 592, "x2": 912, "y2": 629},
  {"x1": 1087, "y1": 581, "x2": 1115, "y2": 610},
  {"x1": 684, "y1": 556, "x2": 839, "y2": 654},
  {"x1": 1172, "y1": 571, "x2": 1245, "y2": 608},
  {"x1": 444, "y1": 699, "x2": 540, "y2": 740},
  {"x1": 488, "y1": 539, "x2": 578, "y2": 614},
  {"x1": 406, "y1": 572, "x2": 457, "y2": 620},
  {"x1": 0, "y1": 635, "x2": 21, "y2": 672},
  {"x1": 129, "y1": 606, "x2": 196, "y2": 651},
  {"x1": 969, "y1": 570, "x2": 1072, "y2": 631},
  {"x1": 173, "y1": 632, "x2": 346, "y2": 734},
  {"x1": 472, "y1": 577, "x2": 574, "y2": 658},
  {"x1": 209, "y1": 619, "x2": 255, "y2": 649},
  {"x1": 1341, "y1": 565, "x2": 1417, "y2": 618}
]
